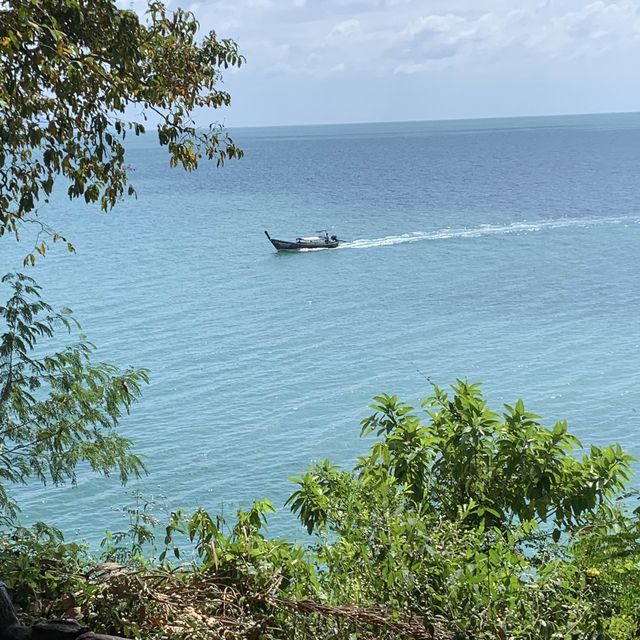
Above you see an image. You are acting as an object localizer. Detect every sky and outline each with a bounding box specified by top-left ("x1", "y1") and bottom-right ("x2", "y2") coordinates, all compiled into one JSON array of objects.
[{"x1": 132, "y1": 0, "x2": 640, "y2": 127}]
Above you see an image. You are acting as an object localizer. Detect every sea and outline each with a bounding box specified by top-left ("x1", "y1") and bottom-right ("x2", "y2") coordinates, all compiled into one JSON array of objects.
[{"x1": 2, "y1": 112, "x2": 640, "y2": 543}]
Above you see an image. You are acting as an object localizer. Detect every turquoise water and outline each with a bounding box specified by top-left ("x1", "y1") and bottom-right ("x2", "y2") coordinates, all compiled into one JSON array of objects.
[{"x1": 3, "y1": 112, "x2": 640, "y2": 541}]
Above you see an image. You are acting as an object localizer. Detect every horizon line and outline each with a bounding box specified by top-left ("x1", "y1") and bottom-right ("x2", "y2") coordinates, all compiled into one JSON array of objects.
[{"x1": 227, "y1": 109, "x2": 640, "y2": 131}]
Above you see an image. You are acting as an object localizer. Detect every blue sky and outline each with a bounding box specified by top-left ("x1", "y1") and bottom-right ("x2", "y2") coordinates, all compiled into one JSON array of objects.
[{"x1": 135, "y1": 0, "x2": 640, "y2": 126}]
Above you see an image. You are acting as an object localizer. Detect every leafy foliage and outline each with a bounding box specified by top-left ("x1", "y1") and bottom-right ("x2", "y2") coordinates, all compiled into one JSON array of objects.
[
  {"x1": 0, "y1": 521, "x2": 87, "y2": 616},
  {"x1": 286, "y1": 382, "x2": 640, "y2": 638},
  {"x1": 99, "y1": 490, "x2": 162, "y2": 567},
  {"x1": 2, "y1": 381, "x2": 640, "y2": 639},
  {"x1": 355, "y1": 382, "x2": 633, "y2": 532},
  {"x1": 0, "y1": 272, "x2": 148, "y2": 521},
  {"x1": 0, "y1": 0, "x2": 243, "y2": 254}
]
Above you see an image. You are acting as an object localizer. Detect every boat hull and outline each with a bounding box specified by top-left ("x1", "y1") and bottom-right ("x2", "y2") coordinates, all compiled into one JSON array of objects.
[{"x1": 264, "y1": 231, "x2": 339, "y2": 251}]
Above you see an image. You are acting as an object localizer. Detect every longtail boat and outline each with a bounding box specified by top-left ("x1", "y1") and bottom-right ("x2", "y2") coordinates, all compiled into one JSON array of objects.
[{"x1": 264, "y1": 230, "x2": 339, "y2": 251}]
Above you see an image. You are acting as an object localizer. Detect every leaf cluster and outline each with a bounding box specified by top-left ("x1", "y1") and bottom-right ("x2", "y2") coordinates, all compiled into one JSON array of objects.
[
  {"x1": 0, "y1": 0, "x2": 243, "y2": 250},
  {"x1": 286, "y1": 381, "x2": 640, "y2": 637},
  {"x1": 0, "y1": 272, "x2": 148, "y2": 520},
  {"x1": 353, "y1": 381, "x2": 633, "y2": 533}
]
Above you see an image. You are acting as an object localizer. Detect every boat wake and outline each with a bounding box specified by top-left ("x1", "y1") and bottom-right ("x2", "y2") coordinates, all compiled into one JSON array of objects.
[{"x1": 339, "y1": 215, "x2": 640, "y2": 250}]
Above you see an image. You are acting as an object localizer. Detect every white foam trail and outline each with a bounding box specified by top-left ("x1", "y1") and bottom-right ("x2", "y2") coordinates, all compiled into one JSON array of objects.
[{"x1": 339, "y1": 215, "x2": 640, "y2": 250}]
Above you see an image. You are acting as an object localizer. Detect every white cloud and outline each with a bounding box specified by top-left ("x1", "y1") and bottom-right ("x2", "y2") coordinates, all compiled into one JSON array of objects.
[
  {"x1": 402, "y1": 14, "x2": 469, "y2": 39},
  {"x1": 328, "y1": 18, "x2": 361, "y2": 38},
  {"x1": 389, "y1": 0, "x2": 640, "y2": 72},
  {"x1": 529, "y1": 0, "x2": 640, "y2": 57},
  {"x1": 187, "y1": 0, "x2": 640, "y2": 77},
  {"x1": 146, "y1": 0, "x2": 640, "y2": 124}
]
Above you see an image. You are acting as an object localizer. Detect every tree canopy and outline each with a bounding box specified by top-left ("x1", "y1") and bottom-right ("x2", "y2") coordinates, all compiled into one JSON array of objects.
[{"x1": 0, "y1": 0, "x2": 243, "y2": 254}]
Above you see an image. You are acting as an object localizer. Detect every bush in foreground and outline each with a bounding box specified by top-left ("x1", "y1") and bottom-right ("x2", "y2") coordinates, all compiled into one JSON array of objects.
[{"x1": 2, "y1": 382, "x2": 640, "y2": 639}]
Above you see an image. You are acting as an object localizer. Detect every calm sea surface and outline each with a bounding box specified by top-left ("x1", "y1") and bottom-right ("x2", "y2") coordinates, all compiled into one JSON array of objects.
[{"x1": 3, "y1": 113, "x2": 640, "y2": 542}]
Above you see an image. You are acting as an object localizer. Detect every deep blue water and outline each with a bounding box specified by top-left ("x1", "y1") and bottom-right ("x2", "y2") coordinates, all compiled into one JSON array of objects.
[{"x1": 2, "y1": 112, "x2": 640, "y2": 542}]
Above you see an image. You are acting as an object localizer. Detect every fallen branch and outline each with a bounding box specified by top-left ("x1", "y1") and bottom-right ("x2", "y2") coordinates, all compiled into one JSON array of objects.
[{"x1": 258, "y1": 595, "x2": 455, "y2": 640}]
